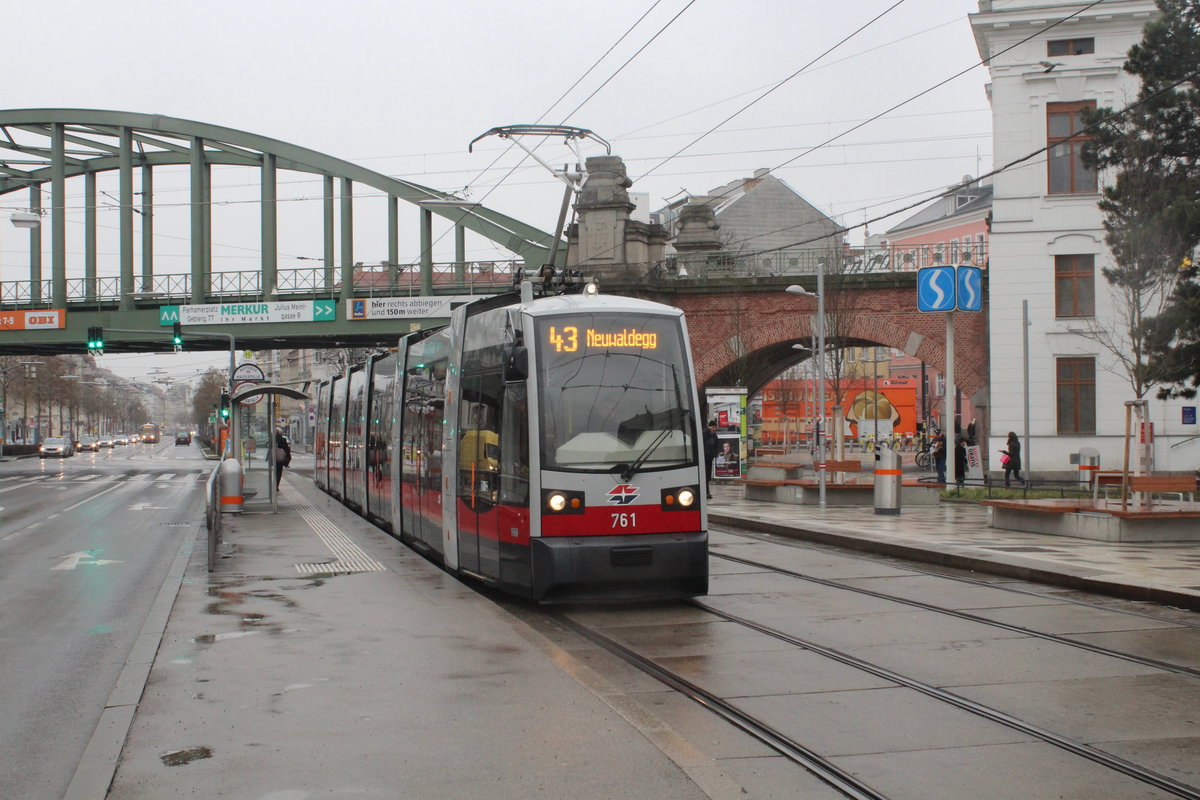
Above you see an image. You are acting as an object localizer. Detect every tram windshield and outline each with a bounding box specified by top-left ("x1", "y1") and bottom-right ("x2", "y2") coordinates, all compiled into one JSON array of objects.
[{"x1": 536, "y1": 312, "x2": 696, "y2": 472}]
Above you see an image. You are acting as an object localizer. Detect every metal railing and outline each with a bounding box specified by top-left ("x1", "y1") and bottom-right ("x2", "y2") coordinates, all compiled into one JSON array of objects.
[
  {"x1": 669, "y1": 243, "x2": 989, "y2": 279},
  {"x1": 0, "y1": 260, "x2": 520, "y2": 309}
]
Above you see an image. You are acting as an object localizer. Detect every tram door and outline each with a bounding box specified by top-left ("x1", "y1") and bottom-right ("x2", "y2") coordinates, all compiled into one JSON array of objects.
[{"x1": 456, "y1": 370, "x2": 502, "y2": 579}]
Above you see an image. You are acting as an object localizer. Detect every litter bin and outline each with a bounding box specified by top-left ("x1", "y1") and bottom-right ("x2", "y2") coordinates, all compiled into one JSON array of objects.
[
  {"x1": 1076, "y1": 446, "x2": 1100, "y2": 488},
  {"x1": 874, "y1": 447, "x2": 902, "y2": 515}
]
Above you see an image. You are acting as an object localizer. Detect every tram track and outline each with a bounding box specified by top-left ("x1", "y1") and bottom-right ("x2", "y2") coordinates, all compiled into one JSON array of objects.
[
  {"x1": 709, "y1": 549, "x2": 1200, "y2": 679},
  {"x1": 517, "y1": 528, "x2": 1200, "y2": 799},
  {"x1": 689, "y1": 599, "x2": 1200, "y2": 800},
  {"x1": 713, "y1": 523, "x2": 1200, "y2": 631},
  {"x1": 541, "y1": 594, "x2": 1200, "y2": 800},
  {"x1": 546, "y1": 609, "x2": 890, "y2": 800}
]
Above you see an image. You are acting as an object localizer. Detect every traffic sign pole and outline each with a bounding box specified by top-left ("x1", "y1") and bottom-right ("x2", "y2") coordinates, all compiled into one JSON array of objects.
[{"x1": 945, "y1": 312, "x2": 955, "y2": 487}]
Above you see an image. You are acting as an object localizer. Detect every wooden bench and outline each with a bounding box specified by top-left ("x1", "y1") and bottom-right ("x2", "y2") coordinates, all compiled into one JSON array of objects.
[
  {"x1": 1095, "y1": 473, "x2": 1197, "y2": 506},
  {"x1": 1128, "y1": 475, "x2": 1196, "y2": 505}
]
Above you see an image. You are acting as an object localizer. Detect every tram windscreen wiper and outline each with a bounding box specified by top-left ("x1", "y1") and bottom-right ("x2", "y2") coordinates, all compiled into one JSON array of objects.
[{"x1": 616, "y1": 408, "x2": 691, "y2": 482}]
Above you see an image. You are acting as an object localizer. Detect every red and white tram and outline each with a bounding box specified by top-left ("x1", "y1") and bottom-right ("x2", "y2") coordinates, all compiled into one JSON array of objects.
[{"x1": 315, "y1": 286, "x2": 708, "y2": 601}]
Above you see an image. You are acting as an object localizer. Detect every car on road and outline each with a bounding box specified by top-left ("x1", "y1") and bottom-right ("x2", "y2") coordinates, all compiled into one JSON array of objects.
[
  {"x1": 114, "y1": 434, "x2": 130, "y2": 446},
  {"x1": 77, "y1": 436, "x2": 100, "y2": 452},
  {"x1": 39, "y1": 437, "x2": 74, "y2": 458},
  {"x1": 98, "y1": 436, "x2": 115, "y2": 448},
  {"x1": 174, "y1": 431, "x2": 192, "y2": 446}
]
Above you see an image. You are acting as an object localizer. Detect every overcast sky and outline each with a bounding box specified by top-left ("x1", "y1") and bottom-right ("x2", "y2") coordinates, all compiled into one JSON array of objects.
[{"x1": 3, "y1": 0, "x2": 991, "y2": 381}]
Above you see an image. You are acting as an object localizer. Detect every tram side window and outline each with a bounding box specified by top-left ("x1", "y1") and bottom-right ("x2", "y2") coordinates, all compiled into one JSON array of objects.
[
  {"x1": 499, "y1": 382, "x2": 529, "y2": 506},
  {"x1": 458, "y1": 371, "x2": 502, "y2": 509}
]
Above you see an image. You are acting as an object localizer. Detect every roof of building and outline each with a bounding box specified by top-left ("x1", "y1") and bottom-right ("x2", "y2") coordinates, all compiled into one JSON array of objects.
[{"x1": 886, "y1": 181, "x2": 993, "y2": 235}]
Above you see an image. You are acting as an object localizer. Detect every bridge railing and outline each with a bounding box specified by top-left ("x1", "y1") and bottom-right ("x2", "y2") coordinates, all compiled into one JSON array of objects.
[
  {"x1": 0, "y1": 260, "x2": 519, "y2": 308},
  {"x1": 669, "y1": 243, "x2": 989, "y2": 279}
]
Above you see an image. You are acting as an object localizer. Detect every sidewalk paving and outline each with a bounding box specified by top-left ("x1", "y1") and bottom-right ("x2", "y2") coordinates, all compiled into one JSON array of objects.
[{"x1": 77, "y1": 467, "x2": 1200, "y2": 799}]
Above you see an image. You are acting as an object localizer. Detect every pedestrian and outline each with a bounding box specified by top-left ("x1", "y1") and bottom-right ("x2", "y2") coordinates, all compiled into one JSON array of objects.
[
  {"x1": 954, "y1": 436, "x2": 967, "y2": 488},
  {"x1": 703, "y1": 421, "x2": 719, "y2": 499},
  {"x1": 273, "y1": 429, "x2": 291, "y2": 491},
  {"x1": 999, "y1": 431, "x2": 1023, "y2": 487},
  {"x1": 932, "y1": 428, "x2": 947, "y2": 484}
]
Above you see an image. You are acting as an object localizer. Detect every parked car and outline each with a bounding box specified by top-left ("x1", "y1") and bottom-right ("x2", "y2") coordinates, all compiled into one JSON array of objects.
[
  {"x1": 77, "y1": 436, "x2": 100, "y2": 452},
  {"x1": 39, "y1": 437, "x2": 74, "y2": 458},
  {"x1": 175, "y1": 431, "x2": 192, "y2": 446}
]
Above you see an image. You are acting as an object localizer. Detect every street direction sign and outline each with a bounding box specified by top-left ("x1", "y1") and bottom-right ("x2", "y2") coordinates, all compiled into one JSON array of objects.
[
  {"x1": 159, "y1": 300, "x2": 335, "y2": 326},
  {"x1": 956, "y1": 265, "x2": 983, "y2": 312},
  {"x1": 346, "y1": 295, "x2": 491, "y2": 321},
  {"x1": 917, "y1": 266, "x2": 956, "y2": 312}
]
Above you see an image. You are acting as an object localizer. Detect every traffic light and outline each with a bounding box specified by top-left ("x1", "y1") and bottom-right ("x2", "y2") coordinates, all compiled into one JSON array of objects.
[
  {"x1": 172, "y1": 322, "x2": 183, "y2": 352},
  {"x1": 219, "y1": 388, "x2": 231, "y2": 420},
  {"x1": 87, "y1": 326, "x2": 104, "y2": 354}
]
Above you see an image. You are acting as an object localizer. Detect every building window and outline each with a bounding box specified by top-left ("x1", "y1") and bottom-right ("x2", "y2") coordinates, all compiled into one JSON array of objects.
[
  {"x1": 1055, "y1": 254, "x2": 1095, "y2": 317},
  {"x1": 1057, "y1": 357, "x2": 1096, "y2": 435},
  {"x1": 1048, "y1": 38, "x2": 1094, "y2": 56},
  {"x1": 1048, "y1": 101, "x2": 1097, "y2": 194}
]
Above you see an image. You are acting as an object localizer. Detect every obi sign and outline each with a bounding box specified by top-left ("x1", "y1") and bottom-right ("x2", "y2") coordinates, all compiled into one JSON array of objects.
[{"x1": 0, "y1": 309, "x2": 66, "y2": 330}]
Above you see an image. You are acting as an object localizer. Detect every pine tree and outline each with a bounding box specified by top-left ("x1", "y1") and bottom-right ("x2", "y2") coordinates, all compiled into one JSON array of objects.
[{"x1": 1083, "y1": 0, "x2": 1200, "y2": 398}]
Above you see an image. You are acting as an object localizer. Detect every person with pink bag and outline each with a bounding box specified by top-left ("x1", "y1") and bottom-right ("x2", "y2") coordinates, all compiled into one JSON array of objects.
[{"x1": 999, "y1": 431, "x2": 1023, "y2": 487}]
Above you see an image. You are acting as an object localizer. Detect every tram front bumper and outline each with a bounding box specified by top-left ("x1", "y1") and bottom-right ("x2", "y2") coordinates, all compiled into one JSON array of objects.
[{"x1": 530, "y1": 531, "x2": 708, "y2": 602}]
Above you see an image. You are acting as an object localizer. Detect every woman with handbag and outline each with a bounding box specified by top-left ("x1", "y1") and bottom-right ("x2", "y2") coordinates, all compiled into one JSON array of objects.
[
  {"x1": 999, "y1": 431, "x2": 1022, "y2": 487},
  {"x1": 273, "y1": 429, "x2": 292, "y2": 491}
]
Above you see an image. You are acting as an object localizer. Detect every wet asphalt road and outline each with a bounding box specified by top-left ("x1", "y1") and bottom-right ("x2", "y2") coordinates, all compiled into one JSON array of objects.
[{"x1": 0, "y1": 442, "x2": 208, "y2": 799}]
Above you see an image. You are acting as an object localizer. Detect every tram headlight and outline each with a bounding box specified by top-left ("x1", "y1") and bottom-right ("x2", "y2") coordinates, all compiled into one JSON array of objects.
[
  {"x1": 543, "y1": 489, "x2": 585, "y2": 514},
  {"x1": 661, "y1": 485, "x2": 700, "y2": 510}
]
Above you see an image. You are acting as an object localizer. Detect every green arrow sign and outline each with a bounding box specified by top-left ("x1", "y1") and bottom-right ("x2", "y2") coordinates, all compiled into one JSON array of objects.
[{"x1": 160, "y1": 301, "x2": 336, "y2": 326}]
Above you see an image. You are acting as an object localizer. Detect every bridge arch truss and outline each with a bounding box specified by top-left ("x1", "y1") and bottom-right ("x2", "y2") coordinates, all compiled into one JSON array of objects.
[{"x1": 0, "y1": 109, "x2": 560, "y2": 312}]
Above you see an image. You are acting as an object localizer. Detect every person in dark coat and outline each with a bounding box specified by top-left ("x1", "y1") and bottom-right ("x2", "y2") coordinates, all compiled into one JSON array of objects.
[
  {"x1": 703, "y1": 421, "x2": 719, "y2": 499},
  {"x1": 1000, "y1": 431, "x2": 1023, "y2": 487},
  {"x1": 932, "y1": 428, "x2": 947, "y2": 484},
  {"x1": 274, "y1": 429, "x2": 292, "y2": 491},
  {"x1": 954, "y1": 436, "x2": 967, "y2": 487}
]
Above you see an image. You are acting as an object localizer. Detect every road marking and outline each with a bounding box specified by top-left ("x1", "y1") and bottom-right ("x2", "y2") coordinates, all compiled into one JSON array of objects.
[
  {"x1": 61, "y1": 482, "x2": 125, "y2": 513},
  {"x1": 0, "y1": 479, "x2": 43, "y2": 494},
  {"x1": 52, "y1": 550, "x2": 122, "y2": 570},
  {"x1": 129, "y1": 503, "x2": 170, "y2": 511}
]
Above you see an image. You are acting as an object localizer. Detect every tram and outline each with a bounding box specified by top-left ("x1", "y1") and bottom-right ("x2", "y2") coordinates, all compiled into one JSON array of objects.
[{"x1": 315, "y1": 283, "x2": 708, "y2": 601}]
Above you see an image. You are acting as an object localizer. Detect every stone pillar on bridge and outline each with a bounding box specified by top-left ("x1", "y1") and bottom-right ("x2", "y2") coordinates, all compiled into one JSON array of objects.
[
  {"x1": 671, "y1": 200, "x2": 723, "y2": 277},
  {"x1": 568, "y1": 155, "x2": 667, "y2": 283}
]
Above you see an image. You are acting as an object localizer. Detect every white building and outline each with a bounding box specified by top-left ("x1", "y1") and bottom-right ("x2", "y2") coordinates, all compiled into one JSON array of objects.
[{"x1": 971, "y1": 0, "x2": 1197, "y2": 476}]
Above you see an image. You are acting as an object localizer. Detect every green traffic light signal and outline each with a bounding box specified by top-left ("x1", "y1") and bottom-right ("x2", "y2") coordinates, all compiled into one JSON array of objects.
[
  {"x1": 172, "y1": 322, "x2": 183, "y2": 347},
  {"x1": 87, "y1": 326, "x2": 104, "y2": 352}
]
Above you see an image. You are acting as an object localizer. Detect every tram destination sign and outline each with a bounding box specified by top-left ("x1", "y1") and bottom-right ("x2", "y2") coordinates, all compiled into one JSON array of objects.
[
  {"x1": 346, "y1": 295, "x2": 491, "y2": 321},
  {"x1": 159, "y1": 300, "x2": 336, "y2": 326}
]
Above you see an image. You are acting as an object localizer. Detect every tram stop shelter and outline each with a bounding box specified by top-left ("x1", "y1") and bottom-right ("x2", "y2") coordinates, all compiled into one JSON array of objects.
[{"x1": 230, "y1": 383, "x2": 309, "y2": 513}]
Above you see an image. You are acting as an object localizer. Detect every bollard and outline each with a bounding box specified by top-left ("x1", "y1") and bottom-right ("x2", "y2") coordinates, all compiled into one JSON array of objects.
[
  {"x1": 873, "y1": 447, "x2": 902, "y2": 515},
  {"x1": 1077, "y1": 446, "x2": 1100, "y2": 488},
  {"x1": 219, "y1": 457, "x2": 244, "y2": 514}
]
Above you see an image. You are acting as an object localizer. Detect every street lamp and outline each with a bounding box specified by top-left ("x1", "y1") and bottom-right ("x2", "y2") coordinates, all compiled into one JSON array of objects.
[
  {"x1": 787, "y1": 268, "x2": 826, "y2": 509},
  {"x1": 9, "y1": 211, "x2": 41, "y2": 229}
]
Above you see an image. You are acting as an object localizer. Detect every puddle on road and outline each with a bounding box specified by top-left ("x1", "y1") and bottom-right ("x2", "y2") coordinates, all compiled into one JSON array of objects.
[{"x1": 160, "y1": 746, "x2": 212, "y2": 766}]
